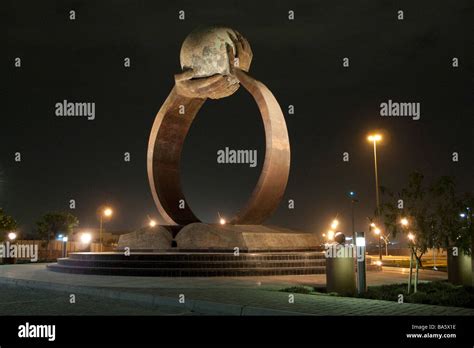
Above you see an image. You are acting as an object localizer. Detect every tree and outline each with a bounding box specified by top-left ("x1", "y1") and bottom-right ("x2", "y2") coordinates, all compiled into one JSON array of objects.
[
  {"x1": 36, "y1": 212, "x2": 79, "y2": 242},
  {"x1": 0, "y1": 208, "x2": 18, "y2": 239},
  {"x1": 379, "y1": 172, "x2": 471, "y2": 291}
]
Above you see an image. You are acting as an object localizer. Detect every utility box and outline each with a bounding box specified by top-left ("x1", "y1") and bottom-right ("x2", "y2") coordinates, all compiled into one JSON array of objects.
[{"x1": 325, "y1": 243, "x2": 356, "y2": 295}]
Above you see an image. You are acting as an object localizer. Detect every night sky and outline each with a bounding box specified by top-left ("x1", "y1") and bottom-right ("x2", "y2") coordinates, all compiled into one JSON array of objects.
[{"x1": 2, "y1": 0, "x2": 473, "y2": 242}]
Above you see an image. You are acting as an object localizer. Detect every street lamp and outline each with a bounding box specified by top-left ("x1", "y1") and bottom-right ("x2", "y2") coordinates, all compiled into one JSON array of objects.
[
  {"x1": 8, "y1": 232, "x2": 17, "y2": 241},
  {"x1": 99, "y1": 207, "x2": 113, "y2": 252},
  {"x1": 149, "y1": 219, "x2": 157, "y2": 227},
  {"x1": 348, "y1": 191, "x2": 359, "y2": 243},
  {"x1": 80, "y1": 232, "x2": 92, "y2": 244},
  {"x1": 373, "y1": 226, "x2": 382, "y2": 261},
  {"x1": 400, "y1": 217, "x2": 409, "y2": 226},
  {"x1": 406, "y1": 232, "x2": 417, "y2": 293},
  {"x1": 367, "y1": 133, "x2": 382, "y2": 215},
  {"x1": 331, "y1": 219, "x2": 339, "y2": 230},
  {"x1": 327, "y1": 230, "x2": 335, "y2": 241}
]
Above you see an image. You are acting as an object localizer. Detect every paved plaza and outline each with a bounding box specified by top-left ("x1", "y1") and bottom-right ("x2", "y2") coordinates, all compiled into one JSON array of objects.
[{"x1": 0, "y1": 263, "x2": 472, "y2": 316}]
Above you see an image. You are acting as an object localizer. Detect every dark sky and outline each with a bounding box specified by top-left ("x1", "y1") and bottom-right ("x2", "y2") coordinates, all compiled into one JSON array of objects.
[{"x1": 2, "y1": 0, "x2": 473, "y2": 242}]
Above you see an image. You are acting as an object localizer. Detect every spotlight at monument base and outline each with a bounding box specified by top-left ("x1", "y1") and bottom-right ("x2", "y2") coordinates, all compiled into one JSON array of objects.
[
  {"x1": 80, "y1": 233, "x2": 92, "y2": 244},
  {"x1": 219, "y1": 218, "x2": 226, "y2": 225},
  {"x1": 8, "y1": 232, "x2": 17, "y2": 241},
  {"x1": 149, "y1": 220, "x2": 157, "y2": 227}
]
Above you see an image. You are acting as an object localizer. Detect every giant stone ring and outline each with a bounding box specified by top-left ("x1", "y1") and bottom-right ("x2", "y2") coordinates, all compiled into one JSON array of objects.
[{"x1": 147, "y1": 26, "x2": 291, "y2": 225}]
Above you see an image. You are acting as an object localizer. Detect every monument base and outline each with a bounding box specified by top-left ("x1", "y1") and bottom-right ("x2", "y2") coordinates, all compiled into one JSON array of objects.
[{"x1": 47, "y1": 224, "x2": 380, "y2": 277}]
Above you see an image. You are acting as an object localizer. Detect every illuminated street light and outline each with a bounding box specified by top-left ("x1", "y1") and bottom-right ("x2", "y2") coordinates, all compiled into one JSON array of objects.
[
  {"x1": 219, "y1": 218, "x2": 226, "y2": 225},
  {"x1": 459, "y1": 213, "x2": 466, "y2": 218},
  {"x1": 372, "y1": 225, "x2": 383, "y2": 261},
  {"x1": 331, "y1": 219, "x2": 339, "y2": 230},
  {"x1": 367, "y1": 134, "x2": 382, "y2": 142},
  {"x1": 8, "y1": 232, "x2": 17, "y2": 241},
  {"x1": 327, "y1": 230, "x2": 335, "y2": 241},
  {"x1": 80, "y1": 232, "x2": 92, "y2": 244},
  {"x1": 400, "y1": 217, "x2": 409, "y2": 226},
  {"x1": 99, "y1": 206, "x2": 113, "y2": 252},
  {"x1": 408, "y1": 233, "x2": 415, "y2": 241},
  {"x1": 149, "y1": 219, "x2": 157, "y2": 227},
  {"x1": 367, "y1": 133, "x2": 382, "y2": 218}
]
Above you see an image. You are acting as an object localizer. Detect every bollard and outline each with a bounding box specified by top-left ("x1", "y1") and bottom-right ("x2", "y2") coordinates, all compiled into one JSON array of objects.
[{"x1": 356, "y1": 231, "x2": 366, "y2": 294}]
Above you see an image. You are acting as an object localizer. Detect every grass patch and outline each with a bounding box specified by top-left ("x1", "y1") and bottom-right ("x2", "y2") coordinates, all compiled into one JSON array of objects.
[
  {"x1": 279, "y1": 281, "x2": 474, "y2": 308},
  {"x1": 279, "y1": 286, "x2": 314, "y2": 294},
  {"x1": 359, "y1": 281, "x2": 474, "y2": 308}
]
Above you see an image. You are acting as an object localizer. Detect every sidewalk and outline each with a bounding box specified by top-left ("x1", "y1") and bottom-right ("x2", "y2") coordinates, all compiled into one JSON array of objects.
[{"x1": 0, "y1": 263, "x2": 471, "y2": 316}]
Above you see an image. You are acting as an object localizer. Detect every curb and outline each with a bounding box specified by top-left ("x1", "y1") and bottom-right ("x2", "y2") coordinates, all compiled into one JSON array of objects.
[{"x1": 0, "y1": 276, "x2": 312, "y2": 316}]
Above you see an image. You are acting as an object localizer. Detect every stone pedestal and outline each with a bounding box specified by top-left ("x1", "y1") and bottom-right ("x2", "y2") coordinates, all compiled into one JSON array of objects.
[
  {"x1": 175, "y1": 223, "x2": 319, "y2": 252},
  {"x1": 116, "y1": 223, "x2": 320, "y2": 252},
  {"x1": 117, "y1": 226, "x2": 173, "y2": 251}
]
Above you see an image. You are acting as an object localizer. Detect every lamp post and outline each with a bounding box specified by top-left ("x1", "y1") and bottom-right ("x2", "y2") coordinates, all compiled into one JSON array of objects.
[
  {"x1": 373, "y1": 227, "x2": 382, "y2": 261},
  {"x1": 367, "y1": 134, "x2": 382, "y2": 215},
  {"x1": 63, "y1": 236, "x2": 69, "y2": 257},
  {"x1": 407, "y1": 232, "x2": 416, "y2": 293},
  {"x1": 348, "y1": 191, "x2": 358, "y2": 242},
  {"x1": 99, "y1": 207, "x2": 113, "y2": 252}
]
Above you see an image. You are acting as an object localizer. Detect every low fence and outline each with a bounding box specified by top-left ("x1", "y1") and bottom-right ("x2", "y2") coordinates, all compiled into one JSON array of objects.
[{"x1": 1, "y1": 239, "x2": 115, "y2": 263}]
